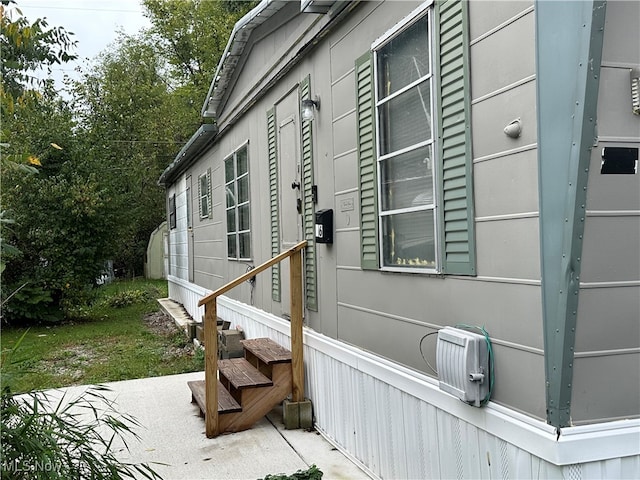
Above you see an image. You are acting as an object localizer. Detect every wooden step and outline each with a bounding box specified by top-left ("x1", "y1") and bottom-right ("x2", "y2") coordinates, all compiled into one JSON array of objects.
[
  {"x1": 241, "y1": 338, "x2": 292, "y2": 365},
  {"x1": 187, "y1": 380, "x2": 241, "y2": 415},
  {"x1": 218, "y1": 358, "x2": 273, "y2": 390}
]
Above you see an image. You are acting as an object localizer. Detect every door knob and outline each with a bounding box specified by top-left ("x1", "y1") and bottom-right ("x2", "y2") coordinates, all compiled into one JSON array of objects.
[{"x1": 291, "y1": 181, "x2": 301, "y2": 190}]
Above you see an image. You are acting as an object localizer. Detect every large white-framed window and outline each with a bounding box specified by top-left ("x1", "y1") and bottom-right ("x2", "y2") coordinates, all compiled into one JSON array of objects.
[
  {"x1": 373, "y1": 3, "x2": 438, "y2": 272},
  {"x1": 225, "y1": 142, "x2": 251, "y2": 260}
]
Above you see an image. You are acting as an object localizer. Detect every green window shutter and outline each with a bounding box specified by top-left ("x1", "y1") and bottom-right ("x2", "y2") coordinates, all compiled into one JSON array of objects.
[
  {"x1": 435, "y1": 0, "x2": 476, "y2": 275},
  {"x1": 267, "y1": 107, "x2": 281, "y2": 301},
  {"x1": 206, "y1": 168, "x2": 212, "y2": 219},
  {"x1": 197, "y1": 173, "x2": 202, "y2": 219},
  {"x1": 300, "y1": 76, "x2": 318, "y2": 311},
  {"x1": 356, "y1": 52, "x2": 379, "y2": 270}
]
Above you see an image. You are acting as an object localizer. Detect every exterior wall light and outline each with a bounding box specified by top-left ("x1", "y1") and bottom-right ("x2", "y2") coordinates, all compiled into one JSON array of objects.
[
  {"x1": 301, "y1": 97, "x2": 320, "y2": 122},
  {"x1": 631, "y1": 68, "x2": 640, "y2": 116}
]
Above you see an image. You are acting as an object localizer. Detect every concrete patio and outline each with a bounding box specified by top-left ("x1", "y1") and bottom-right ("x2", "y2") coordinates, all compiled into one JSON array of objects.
[{"x1": 69, "y1": 371, "x2": 370, "y2": 480}]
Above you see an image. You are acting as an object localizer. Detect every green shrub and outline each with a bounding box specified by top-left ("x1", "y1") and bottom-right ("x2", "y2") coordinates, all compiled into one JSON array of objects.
[
  {"x1": 261, "y1": 465, "x2": 323, "y2": 480},
  {"x1": 1, "y1": 283, "x2": 63, "y2": 324},
  {"x1": 104, "y1": 289, "x2": 151, "y2": 308}
]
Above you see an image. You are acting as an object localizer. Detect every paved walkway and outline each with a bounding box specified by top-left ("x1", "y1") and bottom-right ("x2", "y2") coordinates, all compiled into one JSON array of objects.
[{"x1": 67, "y1": 372, "x2": 370, "y2": 480}]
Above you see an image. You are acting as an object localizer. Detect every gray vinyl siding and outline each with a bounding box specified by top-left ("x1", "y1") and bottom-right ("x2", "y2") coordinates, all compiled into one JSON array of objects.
[
  {"x1": 571, "y1": 0, "x2": 640, "y2": 424},
  {"x1": 342, "y1": 1, "x2": 545, "y2": 419},
  {"x1": 165, "y1": 0, "x2": 638, "y2": 426},
  {"x1": 180, "y1": 0, "x2": 547, "y2": 420},
  {"x1": 188, "y1": 147, "x2": 225, "y2": 293}
]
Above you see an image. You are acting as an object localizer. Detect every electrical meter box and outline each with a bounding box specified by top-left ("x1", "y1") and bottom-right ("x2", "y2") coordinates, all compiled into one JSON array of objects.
[
  {"x1": 315, "y1": 209, "x2": 333, "y2": 244},
  {"x1": 436, "y1": 326, "x2": 490, "y2": 407}
]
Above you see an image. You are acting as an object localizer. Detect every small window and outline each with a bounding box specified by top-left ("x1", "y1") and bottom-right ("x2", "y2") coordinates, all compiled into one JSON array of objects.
[
  {"x1": 225, "y1": 144, "x2": 251, "y2": 260},
  {"x1": 198, "y1": 169, "x2": 211, "y2": 219},
  {"x1": 186, "y1": 185, "x2": 192, "y2": 229},
  {"x1": 601, "y1": 147, "x2": 638, "y2": 174},
  {"x1": 169, "y1": 194, "x2": 176, "y2": 230}
]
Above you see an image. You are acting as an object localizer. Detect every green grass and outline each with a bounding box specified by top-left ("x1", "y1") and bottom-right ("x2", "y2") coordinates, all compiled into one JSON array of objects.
[{"x1": 1, "y1": 279, "x2": 204, "y2": 394}]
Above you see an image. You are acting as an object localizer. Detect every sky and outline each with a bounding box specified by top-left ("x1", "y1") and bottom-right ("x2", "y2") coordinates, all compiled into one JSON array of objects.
[{"x1": 8, "y1": 0, "x2": 151, "y2": 87}]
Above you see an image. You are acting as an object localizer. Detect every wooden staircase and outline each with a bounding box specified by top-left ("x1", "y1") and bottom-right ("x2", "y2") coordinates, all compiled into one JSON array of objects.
[
  {"x1": 192, "y1": 240, "x2": 308, "y2": 438},
  {"x1": 188, "y1": 337, "x2": 292, "y2": 434}
]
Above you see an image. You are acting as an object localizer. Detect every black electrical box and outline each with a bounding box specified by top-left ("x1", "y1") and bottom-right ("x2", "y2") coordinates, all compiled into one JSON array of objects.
[{"x1": 315, "y1": 209, "x2": 333, "y2": 244}]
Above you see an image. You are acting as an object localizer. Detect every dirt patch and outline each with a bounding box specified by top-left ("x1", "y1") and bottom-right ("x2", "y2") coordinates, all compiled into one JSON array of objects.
[
  {"x1": 143, "y1": 310, "x2": 185, "y2": 337},
  {"x1": 142, "y1": 311, "x2": 199, "y2": 360},
  {"x1": 44, "y1": 345, "x2": 101, "y2": 381}
]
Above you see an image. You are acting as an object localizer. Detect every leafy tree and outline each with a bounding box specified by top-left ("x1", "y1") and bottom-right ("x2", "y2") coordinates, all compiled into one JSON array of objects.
[
  {"x1": 0, "y1": 85, "x2": 86, "y2": 321},
  {"x1": 0, "y1": 3, "x2": 110, "y2": 324},
  {"x1": 70, "y1": 33, "x2": 191, "y2": 278},
  {"x1": 3, "y1": 166, "x2": 117, "y2": 322},
  {"x1": 1, "y1": 0, "x2": 261, "y2": 322},
  {"x1": 0, "y1": 0, "x2": 76, "y2": 98},
  {"x1": 0, "y1": 0, "x2": 76, "y2": 172},
  {"x1": 142, "y1": 0, "x2": 256, "y2": 102}
]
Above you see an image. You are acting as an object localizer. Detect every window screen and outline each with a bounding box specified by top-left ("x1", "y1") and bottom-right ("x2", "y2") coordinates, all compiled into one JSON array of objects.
[
  {"x1": 374, "y1": 13, "x2": 437, "y2": 270},
  {"x1": 225, "y1": 144, "x2": 251, "y2": 260}
]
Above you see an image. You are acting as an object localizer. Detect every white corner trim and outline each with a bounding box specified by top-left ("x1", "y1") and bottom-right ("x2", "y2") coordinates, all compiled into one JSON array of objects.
[
  {"x1": 216, "y1": 294, "x2": 639, "y2": 466},
  {"x1": 556, "y1": 419, "x2": 640, "y2": 464}
]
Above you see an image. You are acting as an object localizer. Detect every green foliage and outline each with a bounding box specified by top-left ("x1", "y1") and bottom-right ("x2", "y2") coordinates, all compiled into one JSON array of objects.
[
  {"x1": 261, "y1": 465, "x2": 323, "y2": 480},
  {"x1": 142, "y1": 0, "x2": 256, "y2": 99},
  {"x1": 0, "y1": 335, "x2": 162, "y2": 479},
  {"x1": 1, "y1": 283, "x2": 62, "y2": 323},
  {"x1": 1, "y1": 0, "x2": 257, "y2": 321},
  {"x1": 0, "y1": 4, "x2": 94, "y2": 325},
  {"x1": 0, "y1": 211, "x2": 21, "y2": 275},
  {"x1": 0, "y1": 279, "x2": 204, "y2": 394},
  {"x1": 1, "y1": 166, "x2": 117, "y2": 325},
  {"x1": 0, "y1": 1, "x2": 77, "y2": 97},
  {"x1": 0, "y1": 387, "x2": 163, "y2": 479},
  {"x1": 104, "y1": 289, "x2": 152, "y2": 308},
  {"x1": 70, "y1": 33, "x2": 190, "y2": 277}
]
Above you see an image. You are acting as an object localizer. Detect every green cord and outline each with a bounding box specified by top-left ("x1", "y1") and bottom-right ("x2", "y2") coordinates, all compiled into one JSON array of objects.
[{"x1": 454, "y1": 323, "x2": 495, "y2": 406}]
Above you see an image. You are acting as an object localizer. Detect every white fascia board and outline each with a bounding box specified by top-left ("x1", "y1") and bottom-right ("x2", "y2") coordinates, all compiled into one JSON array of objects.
[{"x1": 201, "y1": 0, "x2": 286, "y2": 119}]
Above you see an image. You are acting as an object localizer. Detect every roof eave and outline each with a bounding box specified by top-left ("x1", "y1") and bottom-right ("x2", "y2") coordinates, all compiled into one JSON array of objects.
[
  {"x1": 201, "y1": 0, "x2": 287, "y2": 120},
  {"x1": 158, "y1": 124, "x2": 218, "y2": 186}
]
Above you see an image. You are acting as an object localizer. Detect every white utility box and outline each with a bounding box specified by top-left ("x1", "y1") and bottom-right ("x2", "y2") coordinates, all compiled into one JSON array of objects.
[{"x1": 436, "y1": 326, "x2": 490, "y2": 407}]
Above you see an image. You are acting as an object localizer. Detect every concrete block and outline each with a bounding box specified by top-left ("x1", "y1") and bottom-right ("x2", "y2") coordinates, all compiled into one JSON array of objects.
[
  {"x1": 299, "y1": 398, "x2": 313, "y2": 429},
  {"x1": 219, "y1": 329, "x2": 244, "y2": 350},
  {"x1": 187, "y1": 323, "x2": 197, "y2": 340},
  {"x1": 217, "y1": 329, "x2": 244, "y2": 360},
  {"x1": 218, "y1": 345, "x2": 244, "y2": 359},
  {"x1": 282, "y1": 399, "x2": 299, "y2": 430},
  {"x1": 195, "y1": 325, "x2": 204, "y2": 343},
  {"x1": 282, "y1": 398, "x2": 314, "y2": 430}
]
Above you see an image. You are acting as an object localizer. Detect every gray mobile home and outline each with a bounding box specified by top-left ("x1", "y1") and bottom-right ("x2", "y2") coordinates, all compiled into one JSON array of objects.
[{"x1": 159, "y1": 0, "x2": 639, "y2": 477}]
